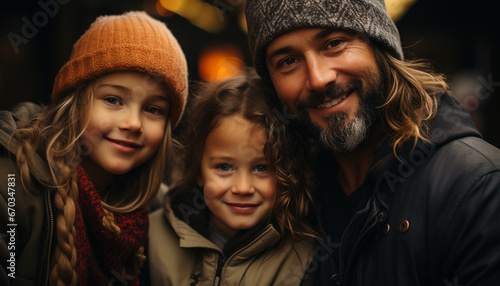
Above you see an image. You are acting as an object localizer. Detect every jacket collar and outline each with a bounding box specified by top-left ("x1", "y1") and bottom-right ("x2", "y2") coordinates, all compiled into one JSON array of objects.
[
  {"x1": 367, "y1": 94, "x2": 481, "y2": 198},
  {"x1": 163, "y1": 186, "x2": 281, "y2": 258}
]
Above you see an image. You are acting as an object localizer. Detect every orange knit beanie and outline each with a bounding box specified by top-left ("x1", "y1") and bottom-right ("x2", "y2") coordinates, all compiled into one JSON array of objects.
[{"x1": 52, "y1": 11, "x2": 188, "y2": 127}]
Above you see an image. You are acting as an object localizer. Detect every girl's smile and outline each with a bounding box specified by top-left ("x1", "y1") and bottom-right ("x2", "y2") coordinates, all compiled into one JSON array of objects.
[
  {"x1": 225, "y1": 202, "x2": 261, "y2": 213},
  {"x1": 81, "y1": 71, "x2": 169, "y2": 187},
  {"x1": 199, "y1": 114, "x2": 275, "y2": 237},
  {"x1": 105, "y1": 137, "x2": 143, "y2": 153}
]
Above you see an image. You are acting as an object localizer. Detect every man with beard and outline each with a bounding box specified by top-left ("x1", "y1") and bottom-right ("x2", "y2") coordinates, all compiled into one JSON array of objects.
[{"x1": 245, "y1": 0, "x2": 500, "y2": 285}]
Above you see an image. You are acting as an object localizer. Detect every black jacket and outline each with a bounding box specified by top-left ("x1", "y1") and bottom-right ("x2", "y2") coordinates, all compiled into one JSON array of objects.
[{"x1": 313, "y1": 95, "x2": 500, "y2": 285}]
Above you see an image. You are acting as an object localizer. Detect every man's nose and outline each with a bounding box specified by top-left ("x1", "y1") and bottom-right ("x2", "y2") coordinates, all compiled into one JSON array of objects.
[{"x1": 306, "y1": 54, "x2": 337, "y2": 92}]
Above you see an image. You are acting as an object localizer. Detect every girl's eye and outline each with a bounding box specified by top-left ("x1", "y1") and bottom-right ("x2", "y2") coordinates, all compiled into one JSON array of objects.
[
  {"x1": 216, "y1": 164, "x2": 232, "y2": 172},
  {"x1": 104, "y1": 97, "x2": 121, "y2": 105},
  {"x1": 145, "y1": 106, "x2": 162, "y2": 115},
  {"x1": 254, "y1": 165, "x2": 268, "y2": 173}
]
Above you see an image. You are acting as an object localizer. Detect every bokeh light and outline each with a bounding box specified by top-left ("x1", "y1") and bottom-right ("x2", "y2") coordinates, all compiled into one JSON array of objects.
[{"x1": 198, "y1": 44, "x2": 244, "y2": 82}]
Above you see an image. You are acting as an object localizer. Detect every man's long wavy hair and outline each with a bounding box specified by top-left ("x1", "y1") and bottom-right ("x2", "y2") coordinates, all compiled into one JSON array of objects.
[
  {"x1": 175, "y1": 69, "x2": 316, "y2": 241},
  {"x1": 12, "y1": 79, "x2": 174, "y2": 285},
  {"x1": 375, "y1": 48, "x2": 449, "y2": 155}
]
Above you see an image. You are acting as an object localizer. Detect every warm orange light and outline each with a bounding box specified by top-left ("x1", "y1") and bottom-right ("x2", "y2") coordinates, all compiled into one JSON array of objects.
[
  {"x1": 156, "y1": 0, "x2": 175, "y2": 17},
  {"x1": 385, "y1": 0, "x2": 417, "y2": 22},
  {"x1": 239, "y1": 11, "x2": 247, "y2": 34},
  {"x1": 159, "y1": 0, "x2": 184, "y2": 12},
  {"x1": 158, "y1": 0, "x2": 225, "y2": 33},
  {"x1": 198, "y1": 44, "x2": 244, "y2": 82},
  {"x1": 189, "y1": 2, "x2": 225, "y2": 33}
]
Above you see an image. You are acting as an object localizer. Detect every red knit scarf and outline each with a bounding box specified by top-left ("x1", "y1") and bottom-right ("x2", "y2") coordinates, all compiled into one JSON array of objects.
[{"x1": 75, "y1": 166, "x2": 148, "y2": 285}]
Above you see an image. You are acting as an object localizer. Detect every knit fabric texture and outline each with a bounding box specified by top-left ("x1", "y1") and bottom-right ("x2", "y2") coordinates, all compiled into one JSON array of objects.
[
  {"x1": 75, "y1": 166, "x2": 148, "y2": 285},
  {"x1": 52, "y1": 11, "x2": 188, "y2": 127},
  {"x1": 245, "y1": 0, "x2": 404, "y2": 81}
]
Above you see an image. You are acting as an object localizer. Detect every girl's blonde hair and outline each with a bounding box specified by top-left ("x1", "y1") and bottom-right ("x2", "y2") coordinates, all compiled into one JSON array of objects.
[
  {"x1": 13, "y1": 79, "x2": 174, "y2": 285},
  {"x1": 176, "y1": 69, "x2": 316, "y2": 240}
]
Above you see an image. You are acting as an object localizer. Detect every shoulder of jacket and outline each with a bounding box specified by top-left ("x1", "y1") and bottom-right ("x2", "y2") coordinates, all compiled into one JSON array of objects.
[
  {"x1": 415, "y1": 136, "x2": 500, "y2": 218},
  {"x1": 281, "y1": 235, "x2": 315, "y2": 257},
  {"x1": 0, "y1": 108, "x2": 53, "y2": 186},
  {"x1": 456, "y1": 136, "x2": 500, "y2": 171},
  {"x1": 0, "y1": 102, "x2": 43, "y2": 132},
  {"x1": 426, "y1": 136, "x2": 500, "y2": 186},
  {"x1": 0, "y1": 111, "x2": 18, "y2": 151}
]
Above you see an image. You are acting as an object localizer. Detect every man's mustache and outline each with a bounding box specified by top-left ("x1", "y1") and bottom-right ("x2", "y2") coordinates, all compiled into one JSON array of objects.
[{"x1": 296, "y1": 79, "x2": 363, "y2": 109}]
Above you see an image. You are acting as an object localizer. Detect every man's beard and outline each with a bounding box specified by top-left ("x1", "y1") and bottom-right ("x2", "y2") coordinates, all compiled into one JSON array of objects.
[{"x1": 295, "y1": 70, "x2": 385, "y2": 154}]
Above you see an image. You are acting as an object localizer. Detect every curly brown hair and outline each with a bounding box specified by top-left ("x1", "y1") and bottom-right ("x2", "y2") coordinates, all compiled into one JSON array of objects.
[{"x1": 175, "y1": 69, "x2": 317, "y2": 240}]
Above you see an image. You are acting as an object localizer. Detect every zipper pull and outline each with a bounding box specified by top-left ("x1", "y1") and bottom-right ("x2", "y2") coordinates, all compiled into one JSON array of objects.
[{"x1": 213, "y1": 256, "x2": 226, "y2": 286}]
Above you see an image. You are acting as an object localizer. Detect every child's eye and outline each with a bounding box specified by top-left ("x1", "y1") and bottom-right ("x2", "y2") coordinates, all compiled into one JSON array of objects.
[
  {"x1": 216, "y1": 163, "x2": 232, "y2": 172},
  {"x1": 145, "y1": 106, "x2": 162, "y2": 115},
  {"x1": 254, "y1": 165, "x2": 268, "y2": 173},
  {"x1": 104, "y1": 97, "x2": 121, "y2": 105}
]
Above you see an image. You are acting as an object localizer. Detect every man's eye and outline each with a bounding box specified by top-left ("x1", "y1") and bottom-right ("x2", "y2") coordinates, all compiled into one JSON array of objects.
[
  {"x1": 280, "y1": 57, "x2": 296, "y2": 66},
  {"x1": 328, "y1": 39, "x2": 342, "y2": 48}
]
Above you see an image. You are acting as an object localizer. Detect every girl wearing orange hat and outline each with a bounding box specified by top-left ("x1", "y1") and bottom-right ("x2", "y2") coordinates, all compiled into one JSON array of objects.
[{"x1": 0, "y1": 11, "x2": 187, "y2": 285}]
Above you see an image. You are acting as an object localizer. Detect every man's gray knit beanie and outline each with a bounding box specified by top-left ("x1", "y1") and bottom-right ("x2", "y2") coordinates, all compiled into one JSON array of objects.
[{"x1": 245, "y1": 0, "x2": 404, "y2": 81}]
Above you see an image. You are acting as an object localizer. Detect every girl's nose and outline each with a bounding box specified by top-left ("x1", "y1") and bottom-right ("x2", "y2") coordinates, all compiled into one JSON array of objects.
[
  {"x1": 118, "y1": 110, "x2": 143, "y2": 133},
  {"x1": 231, "y1": 172, "x2": 255, "y2": 195}
]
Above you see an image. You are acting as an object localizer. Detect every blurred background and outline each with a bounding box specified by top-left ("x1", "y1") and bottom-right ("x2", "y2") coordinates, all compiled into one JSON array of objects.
[{"x1": 1, "y1": 0, "x2": 499, "y2": 147}]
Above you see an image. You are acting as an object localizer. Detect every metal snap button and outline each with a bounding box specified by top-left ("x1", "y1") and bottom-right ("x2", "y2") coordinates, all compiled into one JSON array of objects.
[
  {"x1": 382, "y1": 224, "x2": 390, "y2": 235},
  {"x1": 399, "y1": 220, "x2": 410, "y2": 233}
]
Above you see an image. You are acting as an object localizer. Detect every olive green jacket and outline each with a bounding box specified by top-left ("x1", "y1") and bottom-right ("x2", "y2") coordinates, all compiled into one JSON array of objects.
[
  {"x1": 148, "y1": 187, "x2": 314, "y2": 286},
  {"x1": 0, "y1": 103, "x2": 54, "y2": 286}
]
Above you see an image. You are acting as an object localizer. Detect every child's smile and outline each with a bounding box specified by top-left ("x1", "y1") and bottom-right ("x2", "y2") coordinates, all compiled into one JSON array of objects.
[
  {"x1": 81, "y1": 71, "x2": 169, "y2": 185},
  {"x1": 199, "y1": 114, "x2": 275, "y2": 237},
  {"x1": 104, "y1": 137, "x2": 143, "y2": 153}
]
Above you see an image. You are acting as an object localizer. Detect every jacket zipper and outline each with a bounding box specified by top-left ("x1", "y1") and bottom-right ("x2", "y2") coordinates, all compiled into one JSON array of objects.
[
  {"x1": 213, "y1": 255, "x2": 226, "y2": 286},
  {"x1": 340, "y1": 210, "x2": 385, "y2": 285},
  {"x1": 44, "y1": 191, "x2": 54, "y2": 285},
  {"x1": 211, "y1": 226, "x2": 272, "y2": 285}
]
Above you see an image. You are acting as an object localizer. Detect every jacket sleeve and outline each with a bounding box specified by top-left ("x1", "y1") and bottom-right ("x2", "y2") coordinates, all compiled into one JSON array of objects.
[
  {"x1": 440, "y1": 170, "x2": 500, "y2": 285},
  {"x1": 0, "y1": 155, "x2": 19, "y2": 285},
  {"x1": 10, "y1": 102, "x2": 43, "y2": 123},
  {"x1": 0, "y1": 155, "x2": 49, "y2": 286},
  {"x1": 0, "y1": 110, "x2": 17, "y2": 285},
  {"x1": 0, "y1": 106, "x2": 49, "y2": 285}
]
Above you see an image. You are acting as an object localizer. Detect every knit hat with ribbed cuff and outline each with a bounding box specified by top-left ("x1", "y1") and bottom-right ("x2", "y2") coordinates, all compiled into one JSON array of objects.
[
  {"x1": 52, "y1": 11, "x2": 188, "y2": 127},
  {"x1": 245, "y1": 0, "x2": 403, "y2": 81}
]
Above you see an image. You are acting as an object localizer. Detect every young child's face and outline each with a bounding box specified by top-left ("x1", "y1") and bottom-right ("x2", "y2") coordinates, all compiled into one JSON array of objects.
[
  {"x1": 81, "y1": 71, "x2": 169, "y2": 179},
  {"x1": 199, "y1": 114, "x2": 276, "y2": 237}
]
